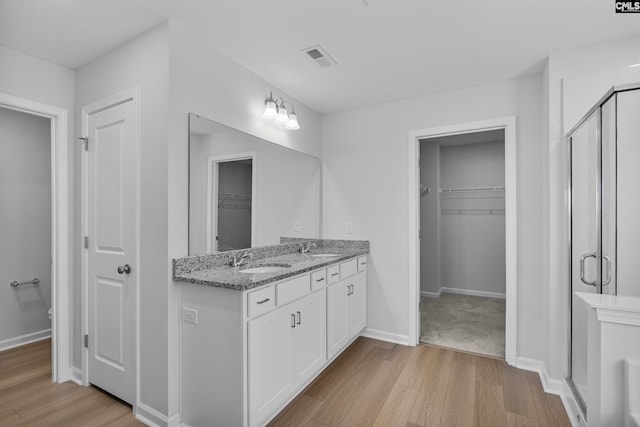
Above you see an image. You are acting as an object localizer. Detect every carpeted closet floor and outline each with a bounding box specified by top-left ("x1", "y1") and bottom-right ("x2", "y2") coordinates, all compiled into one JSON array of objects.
[{"x1": 420, "y1": 293, "x2": 505, "y2": 358}]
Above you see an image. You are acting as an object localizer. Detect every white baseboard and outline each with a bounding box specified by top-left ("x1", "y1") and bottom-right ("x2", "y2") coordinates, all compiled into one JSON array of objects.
[
  {"x1": 70, "y1": 367, "x2": 83, "y2": 385},
  {"x1": 361, "y1": 328, "x2": 410, "y2": 345},
  {"x1": 0, "y1": 329, "x2": 51, "y2": 352},
  {"x1": 516, "y1": 357, "x2": 581, "y2": 427},
  {"x1": 136, "y1": 402, "x2": 180, "y2": 427},
  {"x1": 440, "y1": 286, "x2": 505, "y2": 299},
  {"x1": 516, "y1": 357, "x2": 564, "y2": 395},
  {"x1": 421, "y1": 290, "x2": 441, "y2": 298}
]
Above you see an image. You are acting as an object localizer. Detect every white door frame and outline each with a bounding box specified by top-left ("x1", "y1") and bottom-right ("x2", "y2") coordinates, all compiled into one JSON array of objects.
[
  {"x1": 408, "y1": 116, "x2": 517, "y2": 366},
  {"x1": 206, "y1": 152, "x2": 257, "y2": 252},
  {"x1": 0, "y1": 93, "x2": 70, "y2": 382},
  {"x1": 81, "y1": 88, "x2": 140, "y2": 405}
]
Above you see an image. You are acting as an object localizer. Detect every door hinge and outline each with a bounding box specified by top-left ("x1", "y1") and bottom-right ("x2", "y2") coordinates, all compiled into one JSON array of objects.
[
  {"x1": 84, "y1": 334, "x2": 89, "y2": 348},
  {"x1": 78, "y1": 137, "x2": 88, "y2": 151},
  {"x1": 84, "y1": 236, "x2": 89, "y2": 249}
]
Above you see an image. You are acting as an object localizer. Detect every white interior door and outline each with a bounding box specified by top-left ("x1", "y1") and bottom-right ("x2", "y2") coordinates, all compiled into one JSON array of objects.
[{"x1": 86, "y1": 98, "x2": 136, "y2": 404}]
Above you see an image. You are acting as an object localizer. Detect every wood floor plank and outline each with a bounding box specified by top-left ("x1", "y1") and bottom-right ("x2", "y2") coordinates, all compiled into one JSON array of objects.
[
  {"x1": 476, "y1": 355, "x2": 505, "y2": 386},
  {"x1": 407, "y1": 346, "x2": 454, "y2": 426},
  {"x1": 474, "y1": 382, "x2": 507, "y2": 427},
  {"x1": 439, "y1": 351, "x2": 477, "y2": 427},
  {"x1": 386, "y1": 343, "x2": 413, "y2": 366},
  {"x1": 503, "y1": 364, "x2": 538, "y2": 419},
  {"x1": 267, "y1": 394, "x2": 323, "y2": 427},
  {"x1": 304, "y1": 337, "x2": 376, "y2": 400},
  {"x1": 525, "y1": 371, "x2": 572, "y2": 427},
  {"x1": 0, "y1": 339, "x2": 142, "y2": 426},
  {"x1": 506, "y1": 412, "x2": 541, "y2": 427},
  {"x1": 339, "y1": 359, "x2": 404, "y2": 426},
  {"x1": 310, "y1": 346, "x2": 390, "y2": 426},
  {"x1": 372, "y1": 382, "x2": 419, "y2": 427},
  {"x1": 397, "y1": 344, "x2": 429, "y2": 388}
]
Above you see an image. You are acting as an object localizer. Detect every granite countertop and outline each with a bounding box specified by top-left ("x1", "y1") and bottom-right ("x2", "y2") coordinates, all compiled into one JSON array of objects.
[{"x1": 173, "y1": 238, "x2": 369, "y2": 291}]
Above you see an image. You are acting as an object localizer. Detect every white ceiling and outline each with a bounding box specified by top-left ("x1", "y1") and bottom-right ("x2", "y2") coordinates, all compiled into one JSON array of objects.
[{"x1": 2, "y1": 0, "x2": 640, "y2": 114}]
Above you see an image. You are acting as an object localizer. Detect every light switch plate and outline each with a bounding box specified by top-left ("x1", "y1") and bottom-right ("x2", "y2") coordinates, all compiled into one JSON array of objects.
[
  {"x1": 345, "y1": 221, "x2": 353, "y2": 234},
  {"x1": 182, "y1": 307, "x2": 198, "y2": 325}
]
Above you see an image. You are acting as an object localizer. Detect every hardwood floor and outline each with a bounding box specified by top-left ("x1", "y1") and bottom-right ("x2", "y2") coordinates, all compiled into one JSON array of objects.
[
  {"x1": 3, "y1": 337, "x2": 570, "y2": 427},
  {"x1": 0, "y1": 339, "x2": 142, "y2": 427},
  {"x1": 269, "y1": 338, "x2": 571, "y2": 427}
]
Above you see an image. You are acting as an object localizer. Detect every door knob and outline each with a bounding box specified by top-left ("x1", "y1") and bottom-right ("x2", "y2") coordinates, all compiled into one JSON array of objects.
[{"x1": 117, "y1": 264, "x2": 132, "y2": 275}]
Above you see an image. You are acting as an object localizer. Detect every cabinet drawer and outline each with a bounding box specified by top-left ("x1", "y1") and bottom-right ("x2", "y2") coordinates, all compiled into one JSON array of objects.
[
  {"x1": 247, "y1": 286, "x2": 275, "y2": 318},
  {"x1": 327, "y1": 265, "x2": 340, "y2": 285},
  {"x1": 340, "y1": 259, "x2": 358, "y2": 279},
  {"x1": 277, "y1": 274, "x2": 310, "y2": 306},
  {"x1": 357, "y1": 256, "x2": 368, "y2": 272},
  {"x1": 311, "y1": 269, "x2": 327, "y2": 291}
]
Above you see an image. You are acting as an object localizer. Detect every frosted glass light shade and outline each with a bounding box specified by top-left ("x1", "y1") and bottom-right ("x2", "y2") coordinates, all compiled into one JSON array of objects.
[
  {"x1": 275, "y1": 106, "x2": 289, "y2": 124},
  {"x1": 263, "y1": 100, "x2": 277, "y2": 119},
  {"x1": 285, "y1": 112, "x2": 300, "y2": 130}
]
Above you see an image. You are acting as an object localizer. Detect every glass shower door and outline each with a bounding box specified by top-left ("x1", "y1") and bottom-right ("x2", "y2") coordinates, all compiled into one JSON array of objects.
[{"x1": 569, "y1": 108, "x2": 600, "y2": 416}]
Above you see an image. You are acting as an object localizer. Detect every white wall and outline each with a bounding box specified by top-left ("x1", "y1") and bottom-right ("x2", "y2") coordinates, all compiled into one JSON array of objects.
[
  {"x1": 0, "y1": 43, "x2": 75, "y2": 361},
  {"x1": 543, "y1": 35, "x2": 640, "y2": 382},
  {"x1": 0, "y1": 108, "x2": 51, "y2": 347},
  {"x1": 419, "y1": 143, "x2": 439, "y2": 294},
  {"x1": 322, "y1": 74, "x2": 543, "y2": 359},
  {"x1": 168, "y1": 21, "x2": 323, "y2": 420},
  {"x1": 439, "y1": 141, "x2": 506, "y2": 296},
  {"x1": 75, "y1": 23, "x2": 171, "y2": 416}
]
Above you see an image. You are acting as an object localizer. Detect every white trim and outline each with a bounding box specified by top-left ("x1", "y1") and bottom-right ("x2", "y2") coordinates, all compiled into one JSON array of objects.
[
  {"x1": 421, "y1": 290, "x2": 441, "y2": 298},
  {"x1": 71, "y1": 367, "x2": 83, "y2": 385},
  {"x1": 205, "y1": 152, "x2": 256, "y2": 252},
  {"x1": 81, "y1": 88, "x2": 140, "y2": 409},
  {"x1": 360, "y1": 328, "x2": 410, "y2": 346},
  {"x1": 440, "y1": 286, "x2": 506, "y2": 299},
  {"x1": 136, "y1": 402, "x2": 181, "y2": 427},
  {"x1": 408, "y1": 117, "x2": 517, "y2": 366},
  {"x1": 0, "y1": 93, "x2": 70, "y2": 383},
  {"x1": 516, "y1": 357, "x2": 582, "y2": 427},
  {"x1": 0, "y1": 329, "x2": 51, "y2": 352}
]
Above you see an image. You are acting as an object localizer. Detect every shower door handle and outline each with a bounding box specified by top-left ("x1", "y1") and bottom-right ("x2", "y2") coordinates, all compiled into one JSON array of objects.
[
  {"x1": 579, "y1": 253, "x2": 597, "y2": 286},
  {"x1": 602, "y1": 255, "x2": 612, "y2": 286}
]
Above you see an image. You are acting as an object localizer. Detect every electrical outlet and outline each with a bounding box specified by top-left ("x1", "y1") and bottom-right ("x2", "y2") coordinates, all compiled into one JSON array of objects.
[
  {"x1": 182, "y1": 307, "x2": 198, "y2": 325},
  {"x1": 345, "y1": 221, "x2": 353, "y2": 234},
  {"x1": 294, "y1": 220, "x2": 301, "y2": 233}
]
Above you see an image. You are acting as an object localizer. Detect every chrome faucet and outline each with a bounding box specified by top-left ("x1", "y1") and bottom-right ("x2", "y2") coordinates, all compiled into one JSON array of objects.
[
  {"x1": 299, "y1": 242, "x2": 317, "y2": 254},
  {"x1": 230, "y1": 250, "x2": 252, "y2": 267}
]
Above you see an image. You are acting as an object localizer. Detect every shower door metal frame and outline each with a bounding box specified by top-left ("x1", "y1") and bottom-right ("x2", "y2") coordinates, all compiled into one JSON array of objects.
[{"x1": 566, "y1": 106, "x2": 602, "y2": 420}]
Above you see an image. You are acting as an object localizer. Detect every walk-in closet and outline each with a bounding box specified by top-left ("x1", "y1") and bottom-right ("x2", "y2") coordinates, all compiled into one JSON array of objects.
[{"x1": 419, "y1": 129, "x2": 506, "y2": 358}]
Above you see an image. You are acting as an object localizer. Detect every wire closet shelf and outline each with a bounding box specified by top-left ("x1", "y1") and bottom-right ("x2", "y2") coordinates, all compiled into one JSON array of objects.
[{"x1": 438, "y1": 186, "x2": 505, "y2": 215}]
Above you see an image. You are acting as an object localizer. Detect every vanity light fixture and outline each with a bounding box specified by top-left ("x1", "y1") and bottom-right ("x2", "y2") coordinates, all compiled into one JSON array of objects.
[{"x1": 263, "y1": 92, "x2": 300, "y2": 130}]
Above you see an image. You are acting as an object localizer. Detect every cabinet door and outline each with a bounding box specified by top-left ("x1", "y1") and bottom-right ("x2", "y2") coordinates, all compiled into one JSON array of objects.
[
  {"x1": 248, "y1": 302, "x2": 295, "y2": 427},
  {"x1": 327, "y1": 281, "x2": 349, "y2": 359},
  {"x1": 293, "y1": 291, "x2": 326, "y2": 387},
  {"x1": 348, "y1": 273, "x2": 367, "y2": 338}
]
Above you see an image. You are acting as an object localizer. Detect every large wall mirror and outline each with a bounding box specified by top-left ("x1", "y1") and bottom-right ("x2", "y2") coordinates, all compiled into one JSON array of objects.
[{"x1": 189, "y1": 113, "x2": 321, "y2": 255}]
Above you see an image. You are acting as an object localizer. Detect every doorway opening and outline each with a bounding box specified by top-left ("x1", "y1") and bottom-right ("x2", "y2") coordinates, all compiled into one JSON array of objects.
[
  {"x1": 207, "y1": 153, "x2": 256, "y2": 252},
  {"x1": 0, "y1": 93, "x2": 70, "y2": 382},
  {"x1": 419, "y1": 130, "x2": 506, "y2": 358},
  {"x1": 408, "y1": 117, "x2": 517, "y2": 365}
]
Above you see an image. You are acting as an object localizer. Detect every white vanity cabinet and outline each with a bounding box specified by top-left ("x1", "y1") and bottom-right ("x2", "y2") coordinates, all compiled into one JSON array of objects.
[
  {"x1": 327, "y1": 258, "x2": 367, "y2": 360},
  {"x1": 248, "y1": 290, "x2": 326, "y2": 427},
  {"x1": 179, "y1": 254, "x2": 366, "y2": 427}
]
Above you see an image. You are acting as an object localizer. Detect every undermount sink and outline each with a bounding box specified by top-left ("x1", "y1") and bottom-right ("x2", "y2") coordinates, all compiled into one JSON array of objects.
[
  {"x1": 308, "y1": 253, "x2": 340, "y2": 258},
  {"x1": 240, "y1": 263, "x2": 291, "y2": 274}
]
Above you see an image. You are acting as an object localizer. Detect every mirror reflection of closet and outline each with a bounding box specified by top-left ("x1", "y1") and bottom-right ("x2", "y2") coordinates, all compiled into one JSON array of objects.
[{"x1": 214, "y1": 157, "x2": 253, "y2": 251}]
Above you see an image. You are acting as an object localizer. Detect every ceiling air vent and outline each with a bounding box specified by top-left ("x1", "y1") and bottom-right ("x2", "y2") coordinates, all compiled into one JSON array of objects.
[{"x1": 302, "y1": 45, "x2": 337, "y2": 68}]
